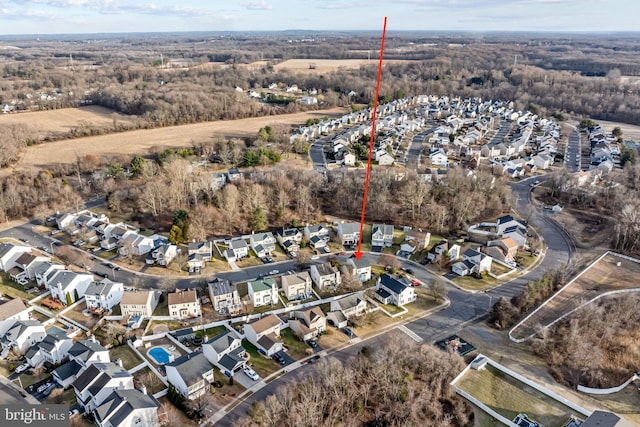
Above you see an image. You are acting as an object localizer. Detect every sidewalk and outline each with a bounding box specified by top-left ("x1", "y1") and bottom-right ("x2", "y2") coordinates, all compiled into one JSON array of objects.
[{"x1": 0, "y1": 375, "x2": 40, "y2": 405}]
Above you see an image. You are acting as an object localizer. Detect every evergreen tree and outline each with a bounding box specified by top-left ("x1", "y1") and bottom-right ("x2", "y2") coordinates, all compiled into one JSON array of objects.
[{"x1": 250, "y1": 207, "x2": 267, "y2": 231}]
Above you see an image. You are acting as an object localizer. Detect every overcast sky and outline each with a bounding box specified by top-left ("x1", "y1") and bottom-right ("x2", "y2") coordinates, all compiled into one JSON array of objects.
[{"x1": 0, "y1": 0, "x2": 638, "y2": 35}]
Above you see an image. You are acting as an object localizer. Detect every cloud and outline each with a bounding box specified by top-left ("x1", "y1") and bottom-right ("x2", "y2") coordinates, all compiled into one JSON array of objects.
[
  {"x1": 316, "y1": 1, "x2": 373, "y2": 9},
  {"x1": 240, "y1": 0, "x2": 272, "y2": 10},
  {"x1": 4, "y1": 0, "x2": 226, "y2": 17}
]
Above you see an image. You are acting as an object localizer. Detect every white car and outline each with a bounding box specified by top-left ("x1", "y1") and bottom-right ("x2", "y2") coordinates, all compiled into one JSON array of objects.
[
  {"x1": 14, "y1": 363, "x2": 30, "y2": 374},
  {"x1": 243, "y1": 366, "x2": 260, "y2": 381},
  {"x1": 37, "y1": 382, "x2": 51, "y2": 393}
]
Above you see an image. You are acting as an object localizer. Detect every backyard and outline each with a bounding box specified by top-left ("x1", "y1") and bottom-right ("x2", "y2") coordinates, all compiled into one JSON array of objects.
[
  {"x1": 0, "y1": 273, "x2": 35, "y2": 300},
  {"x1": 109, "y1": 344, "x2": 144, "y2": 370},
  {"x1": 62, "y1": 303, "x2": 102, "y2": 330},
  {"x1": 281, "y1": 328, "x2": 313, "y2": 360}
]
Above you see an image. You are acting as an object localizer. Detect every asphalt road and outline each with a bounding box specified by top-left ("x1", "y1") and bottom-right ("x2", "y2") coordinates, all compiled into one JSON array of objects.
[
  {"x1": 309, "y1": 137, "x2": 329, "y2": 172},
  {"x1": 565, "y1": 128, "x2": 582, "y2": 172},
  {"x1": 405, "y1": 127, "x2": 433, "y2": 169}
]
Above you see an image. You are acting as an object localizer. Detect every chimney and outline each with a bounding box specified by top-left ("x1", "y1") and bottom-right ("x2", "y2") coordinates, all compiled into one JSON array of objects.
[{"x1": 116, "y1": 358, "x2": 123, "y2": 368}]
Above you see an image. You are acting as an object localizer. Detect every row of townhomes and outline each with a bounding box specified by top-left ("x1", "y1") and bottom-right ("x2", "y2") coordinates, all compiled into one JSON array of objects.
[{"x1": 586, "y1": 124, "x2": 621, "y2": 173}]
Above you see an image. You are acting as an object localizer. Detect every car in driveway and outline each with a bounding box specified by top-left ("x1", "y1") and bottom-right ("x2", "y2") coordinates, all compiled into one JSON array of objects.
[
  {"x1": 403, "y1": 267, "x2": 414, "y2": 275},
  {"x1": 243, "y1": 366, "x2": 260, "y2": 381},
  {"x1": 69, "y1": 408, "x2": 80, "y2": 418},
  {"x1": 272, "y1": 353, "x2": 286, "y2": 365},
  {"x1": 307, "y1": 339, "x2": 318, "y2": 349},
  {"x1": 36, "y1": 382, "x2": 51, "y2": 393},
  {"x1": 342, "y1": 327, "x2": 354, "y2": 338},
  {"x1": 14, "y1": 363, "x2": 30, "y2": 374}
]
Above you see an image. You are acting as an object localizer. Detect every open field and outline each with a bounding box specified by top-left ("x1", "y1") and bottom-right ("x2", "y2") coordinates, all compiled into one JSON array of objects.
[
  {"x1": 273, "y1": 59, "x2": 415, "y2": 74},
  {"x1": 511, "y1": 251, "x2": 640, "y2": 340},
  {"x1": 457, "y1": 364, "x2": 585, "y2": 427},
  {"x1": 595, "y1": 119, "x2": 640, "y2": 141},
  {"x1": 15, "y1": 106, "x2": 348, "y2": 170},
  {"x1": 0, "y1": 105, "x2": 134, "y2": 139}
]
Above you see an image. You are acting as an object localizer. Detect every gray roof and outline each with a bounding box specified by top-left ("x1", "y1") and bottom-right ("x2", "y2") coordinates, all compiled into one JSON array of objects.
[
  {"x1": 166, "y1": 352, "x2": 212, "y2": 387},
  {"x1": 188, "y1": 241, "x2": 211, "y2": 252},
  {"x1": 6, "y1": 320, "x2": 43, "y2": 339},
  {"x1": 372, "y1": 224, "x2": 394, "y2": 236},
  {"x1": 218, "y1": 346, "x2": 245, "y2": 372},
  {"x1": 314, "y1": 262, "x2": 337, "y2": 277},
  {"x1": 95, "y1": 389, "x2": 160, "y2": 427},
  {"x1": 31, "y1": 261, "x2": 57, "y2": 278},
  {"x1": 0, "y1": 297, "x2": 27, "y2": 321},
  {"x1": 205, "y1": 329, "x2": 241, "y2": 354},
  {"x1": 349, "y1": 256, "x2": 370, "y2": 269},
  {"x1": 336, "y1": 294, "x2": 364, "y2": 311},
  {"x1": 49, "y1": 270, "x2": 80, "y2": 290},
  {"x1": 379, "y1": 274, "x2": 409, "y2": 295},
  {"x1": 339, "y1": 222, "x2": 360, "y2": 235},
  {"x1": 73, "y1": 362, "x2": 131, "y2": 394},
  {"x1": 257, "y1": 334, "x2": 278, "y2": 351},
  {"x1": 85, "y1": 278, "x2": 120, "y2": 297},
  {"x1": 37, "y1": 327, "x2": 68, "y2": 351},
  {"x1": 68, "y1": 339, "x2": 108, "y2": 362},
  {"x1": 230, "y1": 238, "x2": 248, "y2": 250},
  {"x1": 582, "y1": 411, "x2": 635, "y2": 427},
  {"x1": 53, "y1": 360, "x2": 82, "y2": 381},
  {"x1": 376, "y1": 288, "x2": 392, "y2": 300},
  {"x1": 208, "y1": 278, "x2": 237, "y2": 297}
]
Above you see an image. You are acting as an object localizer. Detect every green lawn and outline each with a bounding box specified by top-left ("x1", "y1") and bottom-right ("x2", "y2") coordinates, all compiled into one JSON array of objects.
[
  {"x1": 0, "y1": 273, "x2": 33, "y2": 300},
  {"x1": 242, "y1": 340, "x2": 280, "y2": 378},
  {"x1": 516, "y1": 250, "x2": 537, "y2": 270},
  {"x1": 153, "y1": 297, "x2": 169, "y2": 316},
  {"x1": 109, "y1": 344, "x2": 143, "y2": 370},
  {"x1": 281, "y1": 329, "x2": 313, "y2": 360},
  {"x1": 236, "y1": 282, "x2": 248, "y2": 298},
  {"x1": 196, "y1": 325, "x2": 227, "y2": 339},
  {"x1": 98, "y1": 249, "x2": 117, "y2": 259},
  {"x1": 457, "y1": 364, "x2": 583, "y2": 427},
  {"x1": 379, "y1": 303, "x2": 407, "y2": 316},
  {"x1": 452, "y1": 273, "x2": 496, "y2": 291}
]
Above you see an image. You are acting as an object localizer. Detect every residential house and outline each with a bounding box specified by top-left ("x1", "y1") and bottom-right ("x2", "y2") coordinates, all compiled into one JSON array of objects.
[
  {"x1": 225, "y1": 238, "x2": 249, "y2": 262},
  {"x1": 1, "y1": 319, "x2": 46, "y2": 355},
  {"x1": 84, "y1": 279, "x2": 124, "y2": 313},
  {"x1": 93, "y1": 389, "x2": 160, "y2": 427},
  {"x1": 25, "y1": 326, "x2": 73, "y2": 367},
  {"x1": 168, "y1": 289, "x2": 201, "y2": 320},
  {"x1": 0, "y1": 297, "x2": 30, "y2": 337},
  {"x1": 398, "y1": 239, "x2": 418, "y2": 256},
  {"x1": 496, "y1": 214, "x2": 527, "y2": 236},
  {"x1": 248, "y1": 278, "x2": 278, "y2": 307},
  {"x1": 347, "y1": 256, "x2": 372, "y2": 282},
  {"x1": 208, "y1": 278, "x2": 241, "y2": 315},
  {"x1": 486, "y1": 237, "x2": 518, "y2": 263},
  {"x1": 310, "y1": 262, "x2": 341, "y2": 290},
  {"x1": 0, "y1": 243, "x2": 30, "y2": 272},
  {"x1": 202, "y1": 330, "x2": 246, "y2": 376},
  {"x1": 53, "y1": 337, "x2": 110, "y2": 389},
  {"x1": 405, "y1": 229, "x2": 431, "y2": 250},
  {"x1": 165, "y1": 352, "x2": 215, "y2": 400},
  {"x1": 47, "y1": 270, "x2": 93, "y2": 305},
  {"x1": 10, "y1": 252, "x2": 50, "y2": 282},
  {"x1": 375, "y1": 274, "x2": 416, "y2": 307},
  {"x1": 280, "y1": 272, "x2": 312, "y2": 301},
  {"x1": 101, "y1": 237, "x2": 119, "y2": 251},
  {"x1": 327, "y1": 293, "x2": 366, "y2": 328},
  {"x1": 118, "y1": 234, "x2": 155, "y2": 257},
  {"x1": 73, "y1": 362, "x2": 134, "y2": 412},
  {"x1": 187, "y1": 241, "x2": 212, "y2": 272},
  {"x1": 148, "y1": 244, "x2": 179, "y2": 267},
  {"x1": 243, "y1": 314, "x2": 283, "y2": 357},
  {"x1": 276, "y1": 228, "x2": 303, "y2": 255},
  {"x1": 120, "y1": 290, "x2": 160, "y2": 318},
  {"x1": 429, "y1": 149, "x2": 449, "y2": 166},
  {"x1": 377, "y1": 152, "x2": 394, "y2": 165},
  {"x1": 531, "y1": 153, "x2": 553, "y2": 170},
  {"x1": 371, "y1": 224, "x2": 394, "y2": 248},
  {"x1": 337, "y1": 222, "x2": 361, "y2": 248},
  {"x1": 304, "y1": 224, "x2": 330, "y2": 241},
  {"x1": 249, "y1": 232, "x2": 277, "y2": 258},
  {"x1": 289, "y1": 306, "x2": 326, "y2": 342},
  {"x1": 451, "y1": 248, "x2": 493, "y2": 277}
]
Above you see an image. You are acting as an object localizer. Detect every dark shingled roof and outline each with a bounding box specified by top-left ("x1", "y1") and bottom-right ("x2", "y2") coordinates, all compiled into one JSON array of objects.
[
  {"x1": 53, "y1": 360, "x2": 82, "y2": 381},
  {"x1": 95, "y1": 389, "x2": 160, "y2": 427},
  {"x1": 166, "y1": 352, "x2": 212, "y2": 387},
  {"x1": 379, "y1": 274, "x2": 409, "y2": 295}
]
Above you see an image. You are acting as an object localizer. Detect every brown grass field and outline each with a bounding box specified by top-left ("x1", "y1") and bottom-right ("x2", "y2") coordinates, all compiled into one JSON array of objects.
[
  {"x1": 0, "y1": 105, "x2": 134, "y2": 139},
  {"x1": 273, "y1": 58, "x2": 414, "y2": 74},
  {"x1": 511, "y1": 252, "x2": 640, "y2": 340},
  {"x1": 592, "y1": 119, "x2": 640, "y2": 141},
  {"x1": 12, "y1": 106, "x2": 348, "y2": 170}
]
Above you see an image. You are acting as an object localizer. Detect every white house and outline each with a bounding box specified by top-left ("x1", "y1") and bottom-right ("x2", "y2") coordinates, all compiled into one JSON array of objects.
[
  {"x1": 167, "y1": 289, "x2": 201, "y2": 320},
  {"x1": 225, "y1": 238, "x2": 249, "y2": 262},
  {"x1": 452, "y1": 248, "x2": 493, "y2": 276},
  {"x1": 310, "y1": 262, "x2": 341, "y2": 290},
  {"x1": 1, "y1": 319, "x2": 46, "y2": 355},
  {"x1": 250, "y1": 232, "x2": 277, "y2": 258},
  {"x1": 280, "y1": 272, "x2": 312, "y2": 301},
  {"x1": 276, "y1": 228, "x2": 303, "y2": 255},
  {"x1": 208, "y1": 278, "x2": 242, "y2": 315},
  {"x1": 47, "y1": 270, "x2": 93, "y2": 305},
  {"x1": 25, "y1": 326, "x2": 73, "y2": 367},
  {"x1": 0, "y1": 297, "x2": 30, "y2": 337},
  {"x1": 248, "y1": 278, "x2": 278, "y2": 307},
  {"x1": 327, "y1": 293, "x2": 366, "y2": 328},
  {"x1": 347, "y1": 256, "x2": 372, "y2": 282},
  {"x1": 531, "y1": 153, "x2": 553, "y2": 170},
  {"x1": 93, "y1": 389, "x2": 160, "y2": 427},
  {"x1": 289, "y1": 306, "x2": 326, "y2": 342},
  {"x1": 73, "y1": 362, "x2": 134, "y2": 412},
  {"x1": 337, "y1": 222, "x2": 360, "y2": 248},
  {"x1": 429, "y1": 149, "x2": 449, "y2": 166},
  {"x1": 187, "y1": 241, "x2": 213, "y2": 271},
  {"x1": 202, "y1": 329, "x2": 246, "y2": 376},
  {"x1": 243, "y1": 314, "x2": 283, "y2": 357},
  {"x1": 148, "y1": 244, "x2": 179, "y2": 266},
  {"x1": 166, "y1": 352, "x2": 215, "y2": 400},
  {"x1": 375, "y1": 274, "x2": 416, "y2": 307},
  {"x1": 84, "y1": 279, "x2": 124, "y2": 313},
  {"x1": 371, "y1": 224, "x2": 394, "y2": 248},
  {"x1": 53, "y1": 338, "x2": 110, "y2": 389},
  {"x1": 0, "y1": 243, "x2": 31, "y2": 272}
]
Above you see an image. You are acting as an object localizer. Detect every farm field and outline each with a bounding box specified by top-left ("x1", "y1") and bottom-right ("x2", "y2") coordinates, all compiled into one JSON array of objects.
[
  {"x1": 273, "y1": 58, "x2": 414, "y2": 74},
  {"x1": 511, "y1": 251, "x2": 640, "y2": 340},
  {"x1": 15, "y1": 106, "x2": 348, "y2": 170},
  {"x1": 592, "y1": 119, "x2": 640, "y2": 141},
  {"x1": 0, "y1": 105, "x2": 134, "y2": 139}
]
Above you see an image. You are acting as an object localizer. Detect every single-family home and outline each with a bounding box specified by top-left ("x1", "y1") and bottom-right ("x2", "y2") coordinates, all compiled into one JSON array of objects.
[
  {"x1": 248, "y1": 278, "x2": 278, "y2": 308},
  {"x1": 487, "y1": 237, "x2": 519, "y2": 262},
  {"x1": 187, "y1": 241, "x2": 213, "y2": 272},
  {"x1": 377, "y1": 152, "x2": 395, "y2": 165},
  {"x1": 33, "y1": 261, "x2": 65, "y2": 288},
  {"x1": 168, "y1": 289, "x2": 201, "y2": 320},
  {"x1": 289, "y1": 306, "x2": 326, "y2": 342},
  {"x1": 337, "y1": 222, "x2": 361, "y2": 248},
  {"x1": 118, "y1": 233, "x2": 155, "y2": 257},
  {"x1": 166, "y1": 352, "x2": 215, "y2": 400},
  {"x1": 227, "y1": 168, "x2": 242, "y2": 182},
  {"x1": 202, "y1": 329, "x2": 247, "y2": 376},
  {"x1": 405, "y1": 229, "x2": 431, "y2": 250},
  {"x1": 327, "y1": 293, "x2": 366, "y2": 328},
  {"x1": 148, "y1": 244, "x2": 179, "y2": 266},
  {"x1": 375, "y1": 274, "x2": 416, "y2": 307},
  {"x1": 452, "y1": 248, "x2": 493, "y2": 276},
  {"x1": 208, "y1": 278, "x2": 241, "y2": 315},
  {"x1": 0, "y1": 297, "x2": 30, "y2": 337},
  {"x1": 53, "y1": 337, "x2": 110, "y2": 389},
  {"x1": 120, "y1": 290, "x2": 160, "y2": 318},
  {"x1": 225, "y1": 238, "x2": 249, "y2": 262},
  {"x1": 84, "y1": 278, "x2": 125, "y2": 313},
  {"x1": 0, "y1": 243, "x2": 31, "y2": 273},
  {"x1": 371, "y1": 224, "x2": 394, "y2": 248},
  {"x1": 10, "y1": 252, "x2": 50, "y2": 282},
  {"x1": 249, "y1": 232, "x2": 277, "y2": 258},
  {"x1": 47, "y1": 270, "x2": 93, "y2": 305},
  {"x1": 73, "y1": 362, "x2": 134, "y2": 412},
  {"x1": 280, "y1": 272, "x2": 312, "y2": 301},
  {"x1": 310, "y1": 262, "x2": 341, "y2": 290},
  {"x1": 93, "y1": 389, "x2": 160, "y2": 427},
  {"x1": 347, "y1": 256, "x2": 372, "y2": 282},
  {"x1": 304, "y1": 224, "x2": 330, "y2": 241},
  {"x1": 429, "y1": 149, "x2": 449, "y2": 166},
  {"x1": 531, "y1": 153, "x2": 553, "y2": 170},
  {"x1": 1, "y1": 319, "x2": 46, "y2": 355},
  {"x1": 496, "y1": 214, "x2": 527, "y2": 236},
  {"x1": 276, "y1": 228, "x2": 303, "y2": 255},
  {"x1": 25, "y1": 326, "x2": 73, "y2": 367},
  {"x1": 243, "y1": 314, "x2": 283, "y2": 357}
]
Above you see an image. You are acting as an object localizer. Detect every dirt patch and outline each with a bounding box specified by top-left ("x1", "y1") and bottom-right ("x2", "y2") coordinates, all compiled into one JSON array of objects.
[{"x1": 15, "y1": 107, "x2": 348, "y2": 171}]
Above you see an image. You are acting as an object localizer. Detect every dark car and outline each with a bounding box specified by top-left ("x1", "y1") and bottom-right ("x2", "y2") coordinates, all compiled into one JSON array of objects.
[
  {"x1": 272, "y1": 353, "x2": 286, "y2": 365},
  {"x1": 307, "y1": 355, "x2": 321, "y2": 364},
  {"x1": 307, "y1": 339, "x2": 318, "y2": 349},
  {"x1": 342, "y1": 328, "x2": 354, "y2": 337},
  {"x1": 405, "y1": 268, "x2": 415, "y2": 275}
]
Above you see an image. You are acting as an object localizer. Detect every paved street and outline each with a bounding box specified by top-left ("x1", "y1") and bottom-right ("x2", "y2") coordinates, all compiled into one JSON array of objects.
[{"x1": 565, "y1": 127, "x2": 582, "y2": 172}]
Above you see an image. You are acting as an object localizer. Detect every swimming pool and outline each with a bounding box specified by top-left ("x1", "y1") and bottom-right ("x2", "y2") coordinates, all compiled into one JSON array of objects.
[{"x1": 148, "y1": 346, "x2": 171, "y2": 365}]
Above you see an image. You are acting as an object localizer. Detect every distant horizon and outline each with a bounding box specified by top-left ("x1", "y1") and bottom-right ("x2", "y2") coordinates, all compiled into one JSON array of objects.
[{"x1": 0, "y1": 0, "x2": 639, "y2": 36}]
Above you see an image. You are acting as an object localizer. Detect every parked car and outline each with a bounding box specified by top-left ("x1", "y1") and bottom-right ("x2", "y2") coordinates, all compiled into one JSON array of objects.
[
  {"x1": 36, "y1": 382, "x2": 51, "y2": 393},
  {"x1": 243, "y1": 366, "x2": 260, "y2": 381},
  {"x1": 268, "y1": 269, "x2": 279, "y2": 275},
  {"x1": 307, "y1": 355, "x2": 321, "y2": 364},
  {"x1": 307, "y1": 339, "x2": 318, "y2": 349},
  {"x1": 342, "y1": 327, "x2": 354, "y2": 337},
  {"x1": 404, "y1": 268, "x2": 414, "y2": 275},
  {"x1": 272, "y1": 353, "x2": 286, "y2": 365},
  {"x1": 69, "y1": 409, "x2": 80, "y2": 418},
  {"x1": 14, "y1": 363, "x2": 30, "y2": 374},
  {"x1": 41, "y1": 383, "x2": 56, "y2": 396},
  {"x1": 411, "y1": 280, "x2": 420, "y2": 287}
]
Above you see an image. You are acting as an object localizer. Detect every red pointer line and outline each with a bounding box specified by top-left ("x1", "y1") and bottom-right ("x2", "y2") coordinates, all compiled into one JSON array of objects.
[{"x1": 355, "y1": 16, "x2": 387, "y2": 261}]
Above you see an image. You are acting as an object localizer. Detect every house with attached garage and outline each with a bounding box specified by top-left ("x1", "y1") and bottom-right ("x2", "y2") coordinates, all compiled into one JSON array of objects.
[
  {"x1": 371, "y1": 224, "x2": 394, "y2": 248},
  {"x1": 119, "y1": 290, "x2": 160, "y2": 318},
  {"x1": 225, "y1": 238, "x2": 249, "y2": 262},
  {"x1": 53, "y1": 337, "x2": 110, "y2": 389},
  {"x1": 84, "y1": 278, "x2": 124, "y2": 313},
  {"x1": 405, "y1": 229, "x2": 430, "y2": 251},
  {"x1": 289, "y1": 306, "x2": 326, "y2": 342},
  {"x1": 310, "y1": 262, "x2": 341, "y2": 290},
  {"x1": 243, "y1": 314, "x2": 283, "y2": 357},
  {"x1": 187, "y1": 241, "x2": 212, "y2": 272},
  {"x1": 0, "y1": 243, "x2": 30, "y2": 272},
  {"x1": 208, "y1": 278, "x2": 242, "y2": 315},
  {"x1": 9, "y1": 252, "x2": 50, "y2": 282},
  {"x1": 0, "y1": 297, "x2": 30, "y2": 337},
  {"x1": 375, "y1": 274, "x2": 416, "y2": 307},
  {"x1": 202, "y1": 329, "x2": 247, "y2": 377},
  {"x1": 451, "y1": 248, "x2": 493, "y2": 277},
  {"x1": 337, "y1": 222, "x2": 361, "y2": 248},
  {"x1": 168, "y1": 289, "x2": 201, "y2": 320},
  {"x1": 327, "y1": 293, "x2": 366, "y2": 328},
  {"x1": 147, "y1": 244, "x2": 179, "y2": 267},
  {"x1": 0, "y1": 319, "x2": 46, "y2": 355},
  {"x1": 276, "y1": 228, "x2": 303, "y2": 255},
  {"x1": 249, "y1": 232, "x2": 277, "y2": 258},
  {"x1": 248, "y1": 278, "x2": 278, "y2": 307},
  {"x1": 33, "y1": 261, "x2": 65, "y2": 288},
  {"x1": 347, "y1": 256, "x2": 372, "y2": 282},
  {"x1": 166, "y1": 352, "x2": 215, "y2": 400},
  {"x1": 46, "y1": 270, "x2": 93, "y2": 305},
  {"x1": 280, "y1": 271, "x2": 312, "y2": 301},
  {"x1": 93, "y1": 388, "x2": 160, "y2": 427},
  {"x1": 73, "y1": 361, "x2": 134, "y2": 412},
  {"x1": 25, "y1": 326, "x2": 72, "y2": 367},
  {"x1": 304, "y1": 224, "x2": 330, "y2": 241},
  {"x1": 429, "y1": 149, "x2": 449, "y2": 166}
]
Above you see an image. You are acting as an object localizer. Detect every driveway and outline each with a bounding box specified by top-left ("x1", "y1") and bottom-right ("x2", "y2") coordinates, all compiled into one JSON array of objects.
[{"x1": 233, "y1": 370, "x2": 259, "y2": 389}]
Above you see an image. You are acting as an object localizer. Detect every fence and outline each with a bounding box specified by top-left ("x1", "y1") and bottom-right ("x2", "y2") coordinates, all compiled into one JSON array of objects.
[{"x1": 577, "y1": 373, "x2": 639, "y2": 395}]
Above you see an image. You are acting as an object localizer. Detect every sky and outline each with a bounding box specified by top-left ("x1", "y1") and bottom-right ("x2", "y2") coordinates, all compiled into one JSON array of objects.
[{"x1": 0, "y1": 0, "x2": 639, "y2": 35}]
